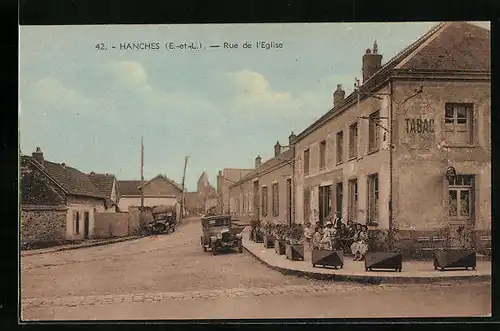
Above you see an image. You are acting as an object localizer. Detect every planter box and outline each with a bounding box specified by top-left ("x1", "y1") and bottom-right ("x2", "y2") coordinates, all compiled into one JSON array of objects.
[
  {"x1": 275, "y1": 239, "x2": 286, "y2": 255},
  {"x1": 285, "y1": 244, "x2": 304, "y2": 261},
  {"x1": 264, "y1": 235, "x2": 275, "y2": 248},
  {"x1": 312, "y1": 250, "x2": 343, "y2": 269},
  {"x1": 365, "y1": 252, "x2": 403, "y2": 272},
  {"x1": 433, "y1": 249, "x2": 476, "y2": 271}
]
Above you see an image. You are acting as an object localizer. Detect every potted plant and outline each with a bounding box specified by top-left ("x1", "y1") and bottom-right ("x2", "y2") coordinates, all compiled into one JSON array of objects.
[
  {"x1": 274, "y1": 224, "x2": 287, "y2": 255},
  {"x1": 263, "y1": 222, "x2": 276, "y2": 248},
  {"x1": 364, "y1": 223, "x2": 403, "y2": 272},
  {"x1": 433, "y1": 224, "x2": 476, "y2": 271},
  {"x1": 285, "y1": 224, "x2": 305, "y2": 261}
]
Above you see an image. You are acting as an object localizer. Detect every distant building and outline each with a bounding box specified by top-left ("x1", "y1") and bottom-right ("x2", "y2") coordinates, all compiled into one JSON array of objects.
[
  {"x1": 116, "y1": 175, "x2": 183, "y2": 211},
  {"x1": 20, "y1": 147, "x2": 111, "y2": 246},
  {"x1": 229, "y1": 139, "x2": 294, "y2": 225},
  {"x1": 216, "y1": 168, "x2": 253, "y2": 215},
  {"x1": 88, "y1": 172, "x2": 120, "y2": 213}
]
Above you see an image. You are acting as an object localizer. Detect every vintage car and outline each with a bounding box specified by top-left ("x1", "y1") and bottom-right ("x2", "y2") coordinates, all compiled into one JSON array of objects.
[
  {"x1": 200, "y1": 215, "x2": 243, "y2": 255},
  {"x1": 149, "y1": 204, "x2": 177, "y2": 234}
]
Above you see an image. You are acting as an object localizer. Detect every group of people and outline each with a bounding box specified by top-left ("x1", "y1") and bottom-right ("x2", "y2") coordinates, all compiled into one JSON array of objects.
[{"x1": 303, "y1": 213, "x2": 369, "y2": 261}]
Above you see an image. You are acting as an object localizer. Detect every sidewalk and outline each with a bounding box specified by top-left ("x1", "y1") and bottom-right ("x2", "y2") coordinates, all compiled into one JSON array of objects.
[
  {"x1": 21, "y1": 236, "x2": 142, "y2": 257},
  {"x1": 241, "y1": 228, "x2": 491, "y2": 284}
]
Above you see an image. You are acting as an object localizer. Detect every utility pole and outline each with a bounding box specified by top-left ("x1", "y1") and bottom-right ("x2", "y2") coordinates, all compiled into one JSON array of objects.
[
  {"x1": 180, "y1": 156, "x2": 189, "y2": 220},
  {"x1": 140, "y1": 136, "x2": 145, "y2": 226}
]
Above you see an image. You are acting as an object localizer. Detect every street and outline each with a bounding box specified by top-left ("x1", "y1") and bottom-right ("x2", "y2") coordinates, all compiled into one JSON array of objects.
[{"x1": 21, "y1": 218, "x2": 491, "y2": 320}]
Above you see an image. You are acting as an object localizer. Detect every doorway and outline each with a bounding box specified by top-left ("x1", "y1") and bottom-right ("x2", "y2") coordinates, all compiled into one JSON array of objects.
[
  {"x1": 286, "y1": 178, "x2": 292, "y2": 226},
  {"x1": 319, "y1": 185, "x2": 332, "y2": 226},
  {"x1": 84, "y1": 211, "x2": 90, "y2": 239}
]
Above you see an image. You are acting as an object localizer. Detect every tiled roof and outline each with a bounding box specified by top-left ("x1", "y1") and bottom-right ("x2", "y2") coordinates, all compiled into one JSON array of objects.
[
  {"x1": 118, "y1": 175, "x2": 183, "y2": 196},
  {"x1": 231, "y1": 149, "x2": 293, "y2": 188},
  {"x1": 294, "y1": 22, "x2": 490, "y2": 144},
  {"x1": 223, "y1": 168, "x2": 253, "y2": 184},
  {"x1": 398, "y1": 22, "x2": 490, "y2": 71},
  {"x1": 88, "y1": 173, "x2": 116, "y2": 198},
  {"x1": 23, "y1": 156, "x2": 105, "y2": 199},
  {"x1": 116, "y1": 180, "x2": 142, "y2": 196}
]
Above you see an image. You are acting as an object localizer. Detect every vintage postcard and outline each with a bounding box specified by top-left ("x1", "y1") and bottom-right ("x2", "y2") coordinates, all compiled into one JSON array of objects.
[{"x1": 19, "y1": 22, "x2": 491, "y2": 320}]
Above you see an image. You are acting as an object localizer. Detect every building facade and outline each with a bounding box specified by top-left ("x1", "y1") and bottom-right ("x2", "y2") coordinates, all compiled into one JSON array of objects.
[
  {"x1": 229, "y1": 141, "x2": 294, "y2": 225},
  {"x1": 292, "y1": 22, "x2": 490, "y2": 253},
  {"x1": 216, "y1": 168, "x2": 252, "y2": 215},
  {"x1": 117, "y1": 175, "x2": 183, "y2": 211}
]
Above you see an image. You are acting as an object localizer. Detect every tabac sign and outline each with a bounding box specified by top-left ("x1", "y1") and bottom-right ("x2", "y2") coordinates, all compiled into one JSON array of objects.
[{"x1": 404, "y1": 118, "x2": 435, "y2": 134}]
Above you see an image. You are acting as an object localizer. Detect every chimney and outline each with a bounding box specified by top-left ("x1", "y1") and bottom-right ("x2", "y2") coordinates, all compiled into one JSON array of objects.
[
  {"x1": 61, "y1": 163, "x2": 66, "y2": 169},
  {"x1": 333, "y1": 84, "x2": 345, "y2": 107},
  {"x1": 32, "y1": 147, "x2": 44, "y2": 167},
  {"x1": 288, "y1": 132, "x2": 297, "y2": 146},
  {"x1": 274, "y1": 141, "x2": 282, "y2": 157},
  {"x1": 362, "y1": 40, "x2": 383, "y2": 83},
  {"x1": 255, "y1": 155, "x2": 262, "y2": 168}
]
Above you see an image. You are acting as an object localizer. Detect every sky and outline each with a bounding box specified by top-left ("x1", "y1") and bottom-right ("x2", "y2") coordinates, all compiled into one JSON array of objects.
[{"x1": 19, "y1": 22, "x2": 490, "y2": 191}]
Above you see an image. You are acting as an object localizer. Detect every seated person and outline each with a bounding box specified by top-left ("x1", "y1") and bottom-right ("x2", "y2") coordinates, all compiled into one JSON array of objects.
[
  {"x1": 351, "y1": 224, "x2": 369, "y2": 261},
  {"x1": 312, "y1": 227, "x2": 322, "y2": 250}
]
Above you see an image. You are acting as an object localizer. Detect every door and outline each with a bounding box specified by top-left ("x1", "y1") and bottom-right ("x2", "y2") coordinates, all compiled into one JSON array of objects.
[
  {"x1": 84, "y1": 211, "x2": 90, "y2": 239},
  {"x1": 448, "y1": 175, "x2": 475, "y2": 247}
]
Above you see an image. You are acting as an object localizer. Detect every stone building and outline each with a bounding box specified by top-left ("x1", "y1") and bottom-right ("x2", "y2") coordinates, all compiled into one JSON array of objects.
[
  {"x1": 216, "y1": 168, "x2": 252, "y2": 215},
  {"x1": 291, "y1": 22, "x2": 490, "y2": 254},
  {"x1": 20, "y1": 148, "x2": 111, "y2": 247},
  {"x1": 229, "y1": 139, "x2": 294, "y2": 225}
]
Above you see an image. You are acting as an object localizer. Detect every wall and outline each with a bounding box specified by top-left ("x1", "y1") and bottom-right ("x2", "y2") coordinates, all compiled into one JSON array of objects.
[
  {"x1": 118, "y1": 196, "x2": 178, "y2": 212},
  {"x1": 20, "y1": 205, "x2": 68, "y2": 248},
  {"x1": 142, "y1": 176, "x2": 182, "y2": 197},
  {"x1": 65, "y1": 195, "x2": 106, "y2": 240},
  {"x1": 392, "y1": 79, "x2": 491, "y2": 232},
  {"x1": 294, "y1": 86, "x2": 391, "y2": 226},
  {"x1": 93, "y1": 212, "x2": 134, "y2": 238}
]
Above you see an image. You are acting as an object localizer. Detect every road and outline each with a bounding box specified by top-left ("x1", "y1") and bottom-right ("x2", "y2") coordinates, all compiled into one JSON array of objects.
[{"x1": 21, "y1": 218, "x2": 491, "y2": 320}]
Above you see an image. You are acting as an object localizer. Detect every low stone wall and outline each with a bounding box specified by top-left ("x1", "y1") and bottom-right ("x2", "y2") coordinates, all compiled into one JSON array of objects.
[
  {"x1": 94, "y1": 212, "x2": 137, "y2": 238},
  {"x1": 20, "y1": 205, "x2": 68, "y2": 249}
]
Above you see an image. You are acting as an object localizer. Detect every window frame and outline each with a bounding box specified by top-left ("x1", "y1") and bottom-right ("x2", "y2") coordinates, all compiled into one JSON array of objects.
[
  {"x1": 444, "y1": 103, "x2": 474, "y2": 144},
  {"x1": 261, "y1": 186, "x2": 268, "y2": 217},
  {"x1": 303, "y1": 149, "x2": 310, "y2": 175},
  {"x1": 448, "y1": 175, "x2": 474, "y2": 221},
  {"x1": 349, "y1": 122, "x2": 358, "y2": 159},
  {"x1": 272, "y1": 182, "x2": 280, "y2": 217},
  {"x1": 335, "y1": 181, "x2": 343, "y2": 217},
  {"x1": 319, "y1": 140, "x2": 326, "y2": 170},
  {"x1": 367, "y1": 174, "x2": 379, "y2": 225},
  {"x1": 303, "y1": 189, "x2": 311, "y2": 223},
  {"x1": 348, "y1": 179, "x2": 358, "y2": 221},
  {"x1": 368, "y1": 110, "x2": 380, "y2": 153},
  {"x1": 336, "y1": 131, "x2": 344, "y2": 164},
  {"x1": 74, "y1": 211, "x2": 80, "y2": 235}
]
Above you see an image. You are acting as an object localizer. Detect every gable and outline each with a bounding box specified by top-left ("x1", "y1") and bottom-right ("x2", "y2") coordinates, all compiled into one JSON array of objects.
[
  {"x1": 142, "y1": 176, "x2": 182, "y2": 196},
  {"x1": 21, "y1": 158, "x2": 66, "y2": 205}
]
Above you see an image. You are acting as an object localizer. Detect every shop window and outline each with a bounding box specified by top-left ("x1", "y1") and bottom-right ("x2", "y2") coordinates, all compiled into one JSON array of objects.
[
  {"x1": 367, "y1": 174, "x2": 379, "y2": 225},
  {"x1": 368, "y1": 110, "x2": 380, "y2": 153},
  {"x1": 445, "y1": 103, "x2": 473, "y2": 144}
]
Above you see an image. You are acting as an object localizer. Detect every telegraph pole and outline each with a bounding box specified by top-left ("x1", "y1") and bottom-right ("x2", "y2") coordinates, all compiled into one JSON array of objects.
[
  {"x1": 140, "y1": 136, "x2": 145, "y2": 226},
  {"x1": 180, "y1": 156, "x2": 189, "y2": 220}
]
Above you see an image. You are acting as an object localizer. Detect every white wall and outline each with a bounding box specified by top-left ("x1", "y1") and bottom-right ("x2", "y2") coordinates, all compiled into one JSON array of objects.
[{"x1": 118, "y1": 196, "x2": 178, "y2": 211}]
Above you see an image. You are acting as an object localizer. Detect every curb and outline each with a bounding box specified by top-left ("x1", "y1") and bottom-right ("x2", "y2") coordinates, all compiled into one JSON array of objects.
[
  {"x1": 242, "y1": 245, "x2": 491, "y2": 285},
  {"x1": 21, "y1": 236, "x2": 143, "y2": 257}
]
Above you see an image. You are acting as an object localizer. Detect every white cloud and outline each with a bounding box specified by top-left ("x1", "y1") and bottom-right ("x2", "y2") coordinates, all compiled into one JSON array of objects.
[{"x1": 110, "y1": 61, "x2": 152, "y2": 93}]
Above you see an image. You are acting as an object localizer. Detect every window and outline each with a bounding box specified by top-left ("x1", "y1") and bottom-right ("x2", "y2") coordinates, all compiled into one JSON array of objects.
[
  {"x1": 445, "y1": 103, "x2": 473, "y2": 144},
  {"x1": 319, "y1": 185, "x2": 332, "y2": 225},
  {"x1": 448, "y1": 175, "x2": 474, "y2": 219},
  {"x1": 367, "y1": 174, "x2": 379, "y2": 224},
  {"x1": 336, "y1": 131, "x2": 344, "y2": 164},
  {"x1": 335, "y1": 182, "x2": 343, "y2": 216},
  {"x1": 304, "y1": 149, "x2": 310, "y2": 175},
  {"x1": 319, "y1": 141, "x2": 326, "y2": 169},
  {"x1": 348, "y1": 179, "x2": 358, "y2": 221},
  {"x1": 272, "y1": 182, "x2": 280, "y2": 217},
  {"x1": 349, "y1": 122, "x2": 358, "y2": 159},
  {"x1": 368, "y1": 110, "x2": 380, "y2": 152},
  {"x1": 242, "y1": 193, "x2": 246, "y2": 214},
  {"x1": 73, "y1": 211, "x2": 80, "y2": 234},
  {"x1": 262, "y1": 186, "x2": 268, "y2": 217},
  {"x1": 303, "y1": 189, "x2": 311, "y2": 223}
]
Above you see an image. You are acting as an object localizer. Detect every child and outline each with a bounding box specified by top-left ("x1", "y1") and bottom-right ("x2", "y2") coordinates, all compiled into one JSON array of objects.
[
  {"x1": 312, "y1": 227, "x2": 322, "y2": 250},
  {"x1": 303, "y1": 223, "x2": 314, "y2": 251}
]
